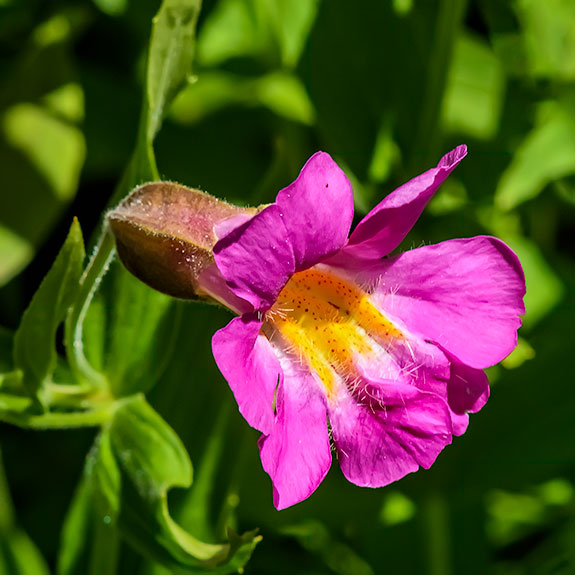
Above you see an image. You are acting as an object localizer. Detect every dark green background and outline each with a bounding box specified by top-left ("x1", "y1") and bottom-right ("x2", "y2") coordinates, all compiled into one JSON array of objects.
[{"x1": 0, "y1": 0, "x2": 573, "y2": 573}]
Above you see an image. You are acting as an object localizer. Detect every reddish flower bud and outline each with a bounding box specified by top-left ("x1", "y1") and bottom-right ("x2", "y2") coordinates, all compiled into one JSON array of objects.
[{"x1": 107, "y1": 182, "x2": 256, "y2": 300}]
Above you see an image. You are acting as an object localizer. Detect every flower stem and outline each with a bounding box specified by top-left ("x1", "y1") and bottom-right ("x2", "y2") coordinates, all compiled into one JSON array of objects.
[
  {"x1": 0, "y1": 406, "x2": 112, "y2": 429},
  {"x1": 65, "y1": 227, "x2": 115, "y2": 390},
  {"x1": 422, "y1": 490, "x2": 452, "y2": 575}
]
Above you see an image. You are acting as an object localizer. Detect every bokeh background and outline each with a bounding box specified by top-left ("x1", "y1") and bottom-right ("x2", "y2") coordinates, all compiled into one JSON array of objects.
[{"x1": 0, "y1": 0, "x2": 574, "y2": 573}]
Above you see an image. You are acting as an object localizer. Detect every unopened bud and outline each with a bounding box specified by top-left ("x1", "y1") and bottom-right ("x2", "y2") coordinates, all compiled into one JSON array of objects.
[{"x1": 107, "y1": 182, "x2": 256, "y2": 300}]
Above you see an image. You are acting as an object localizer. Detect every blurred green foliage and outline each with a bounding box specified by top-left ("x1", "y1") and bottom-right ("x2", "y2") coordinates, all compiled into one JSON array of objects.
[{"x1": 0, "y1": 0, "x2": 573, "y2": 573}]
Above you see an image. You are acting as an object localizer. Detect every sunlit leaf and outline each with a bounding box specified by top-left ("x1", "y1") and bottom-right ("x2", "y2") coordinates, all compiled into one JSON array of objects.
[
  {"x1": 3, "y1": 103, "x2": 85, "y2": 201},
  {"x1": 0, "y1": 529, "x2": 51, "y2": 575},
  {"x1": 501, "y1": 337, "x2": 535, "y2": 369},
  {"x1": 13, "y1": 219, "x2": 85, "y2": 402},
  {"x1": 368, "y1": 119, "x2": 400, "y2": 185},
  {"x1": 92, "y1": 0, "x2": 128, "y2": 17},
  {"x1": 0, "y1": 225, "x2": 33, "y2": 288},
  {"x1": 171, "y1": 70, "x2": 315, "y2": 125},
  {"x1": 427, "y1": 178, "x2": 468, "y2": 215},
  {"x1": 515, "y1": 0, "x2": 575, "y2": 80},
  {"x1": 256, "y1": 72, "x2": 315, "y2": 124},
  {"x1": 197, "y1": 0, "x2": 272, "y2": 67},
  {"x1": 262, "y1": 0, "x2": 320, "y2": 68},
  {"x1": 442, "y1": 33, "x2": 505, "y2": 140},
  {"x1": 495, "y1": 99, "x2": 575, "y2": 210}
]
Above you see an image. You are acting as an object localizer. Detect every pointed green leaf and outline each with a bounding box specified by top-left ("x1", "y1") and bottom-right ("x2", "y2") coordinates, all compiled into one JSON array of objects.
[{"x1": 13, "y1": 218, "x2": 85, "y2": 402}]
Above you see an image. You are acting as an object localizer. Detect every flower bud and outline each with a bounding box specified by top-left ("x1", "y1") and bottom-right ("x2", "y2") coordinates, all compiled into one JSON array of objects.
[{"x1": 107, "y1": 182, "x2": 256, "y2": 300}]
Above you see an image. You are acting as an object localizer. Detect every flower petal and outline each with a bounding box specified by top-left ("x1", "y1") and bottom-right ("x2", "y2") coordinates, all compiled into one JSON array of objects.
[
  {"x1": 197, "y1": 263, "x2": 254, "y2": 314},
  {"x1": 447, "y1": 361, "x2": 490, "y2": 436},
  {"x1": 214, "y1": 212, "x2": 257, "y2": 240},
  {"x1": 258, "y1": 362, "x2": 332, "y2": 510},
  {"x1": 276, "y1": 151, "x2": 354, "y2": 270},
  {"x1": 343, "y1": 145, "x2": 467, "y2": 259},
  {"x1": 213, "y1": 204, "x2": 295, "y2": 310},
  {"x1": 367, "y1": 236, "x2": 526, "y2": 369},
  {"x1": 328, "y1": 382, "x2": 452, "y2": 487},
  {"x1": 212, "y1": 314, "x2": 281, "y2": 435}
]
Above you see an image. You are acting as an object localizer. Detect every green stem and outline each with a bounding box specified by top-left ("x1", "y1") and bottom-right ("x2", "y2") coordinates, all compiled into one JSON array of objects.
[
  {"x1": 422, "y1": 491, "x2": 452, "y2": 575},
  {"x1": 65, "y1": 228, "x2": 115, "y2": 389},
  {"x1": 0, "y1": 406, "x2": 112, "y2": 429}
]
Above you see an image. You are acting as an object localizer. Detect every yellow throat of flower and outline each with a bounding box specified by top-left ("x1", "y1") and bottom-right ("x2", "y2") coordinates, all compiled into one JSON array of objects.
[{"x1": 265, "y1": 267, "x2": 403, "y2": 398}]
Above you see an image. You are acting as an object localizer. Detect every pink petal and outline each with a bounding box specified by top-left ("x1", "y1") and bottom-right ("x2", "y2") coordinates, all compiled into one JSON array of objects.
[
  {"x1": 258, "y1": 363, "x2": 332, "y2": 510},
  {"x1": 197, "y1": 263, "x2": 254, "y2": 314},
  {"x1": 328, "y1": 382, "x2": 452, "y2": 487},
  {"x1": 367, "y1": 236, "x2": 525, "y2": 369},
  {"x1": 343, "y1": 145, "x2": 467, "y2": 260},
  {"x1": 214, "y1": 212, "x2": 256, "y2": 240},
  {"x1": 213, "y1": 205, "x2": 295, "y2": 310},
  {"x1": 212, "y1": 314, "x2": 281, "y2": 435},
  {"x1": 447, "y1": 361, "x2": 490, "y2": 436},
  {"x1": 449, "y1": 413, "x2": 470, "y2": 436},
  {"x1": 276, "y1": 151, "x2": 354, "y2": 270}
]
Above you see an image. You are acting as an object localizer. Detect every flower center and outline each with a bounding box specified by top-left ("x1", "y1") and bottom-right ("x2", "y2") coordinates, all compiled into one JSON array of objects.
[{"x1": 265, "y1": 267, "x2": 403, "y2": 398}]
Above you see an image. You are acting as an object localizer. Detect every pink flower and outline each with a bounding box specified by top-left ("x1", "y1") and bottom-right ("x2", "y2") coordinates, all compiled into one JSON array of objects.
[{"x1": 206, "y1": 146, "x2": 525, "y2": 509}]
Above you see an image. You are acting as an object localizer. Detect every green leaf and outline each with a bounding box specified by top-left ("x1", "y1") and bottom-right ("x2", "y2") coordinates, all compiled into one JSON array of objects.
[
  {"x1": 515, "y1": 0, "x2": 575, "y2": 80},
  {"x1": 442, "y1": 33, "x2": 505, "y2": 140},
  {"x1": 57, "y1": 477, "x2": 94, "y2": 575},
  {"x1": 0, "y1": 529, "x2": 51, "y2": 575},
  {"x1": 146, "y1": 0, "x2": 202, "y2": 143},
  {"x1": 171, "y1": 70, "x2": 315, "y2": 125},
  {"x1": 105, "y1": 264, "x2": 178, "y2": 397},
  {"x1": 87, "y1": 395, "x2": 259, "y2": 573},
  {"x1": 174, "y1": 402, "x2": 232, "y2": 542},
  {"x1": 13, "y1": 218, "x2": 85, "y2": 403},
  {"x1": 57, "y1": 472, "x2": 120, "y2": 575},
  {"x1": 0, "y1": 225, "x2": 33, "y2": 288},
  {"x1": 196, "y1": 0, "x2": 273, "y2": 67},
  {"x1": 260, "y1": 0, "x2": 320, "y2": 68},
  {"x1": 495, "y1": 98, "x2": 575, "y2": 210},
  {"x1": 3, "y1": 102, "x2": 85, "y2": 202},
  {"x1": 256, "y1": 72, "x2": 315, "y2": 125}
]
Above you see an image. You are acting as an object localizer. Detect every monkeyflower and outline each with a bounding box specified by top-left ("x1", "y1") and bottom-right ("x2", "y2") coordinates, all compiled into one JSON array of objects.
[{"x1": 109, "y1": 145, "x2": 526, "y2": 510}]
